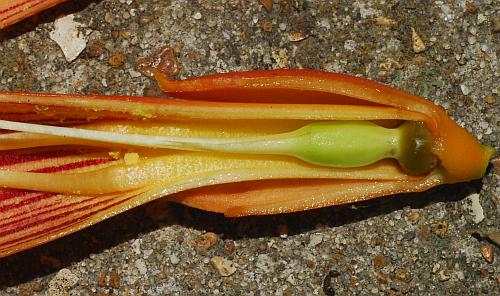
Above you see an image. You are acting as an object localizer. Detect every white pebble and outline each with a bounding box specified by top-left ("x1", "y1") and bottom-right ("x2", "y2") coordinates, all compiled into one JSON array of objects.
[
  {"x1": 286, "y1": 274, "x2": 297, "y2": 285},
  {"x1": 477, "y1": 13, "x2": 487, "y2": 24},
  {"x1": 131, "y1": 239, "x2": 142, "y2": 255},
  {"x1": 460, "y1": 84, "x2": 471, "y2": 95},
  {"x1": 344, "y1": 40, "x2": 356, "y2": 52},
  {"x1": 135, "y1": 259, "x2": 147, "y2": 275},
  {"x1": 210, "y1": 256, "x2": 237, "y2": 277},
  {"x1": 49, "y1": 14, "x2": 88, "y2": 62},
  {"x1": 464, "y1": 193, "x2": 484, "y2": 224},
  {"x1": 170, "y1": 254, "x2": 180, "y2": 265},
  {"x1": 308, "y1": 233, "x2": 323, "y2": 248},
  {"x1": 192, "y1": 12, "x2": 202, "y2": 20},
  {"x1": 48, "y1": 268, "x2": 79, "y2": 296},
  {"x1": 143, "y1": 249, "x2": 153, "y2": 259}
]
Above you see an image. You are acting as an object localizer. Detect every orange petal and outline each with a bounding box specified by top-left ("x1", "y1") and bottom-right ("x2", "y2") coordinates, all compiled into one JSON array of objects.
[
  {"x1": 169, "y1": 174, "x2": 443, "y2": 217},
  {"x1": 0, "y1": 0, "x2": 68, "y2": 30},
  {"x1": 0, "y1": 92, "x2": 427, "y2": 123}
]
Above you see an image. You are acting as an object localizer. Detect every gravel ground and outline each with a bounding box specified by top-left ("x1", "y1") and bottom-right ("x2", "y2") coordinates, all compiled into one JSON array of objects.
[{"x1": 0, "y1": 0, "x2": 498, "y2": 295}]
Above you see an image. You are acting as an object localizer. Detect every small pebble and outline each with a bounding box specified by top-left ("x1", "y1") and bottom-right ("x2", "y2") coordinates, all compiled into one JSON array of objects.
[
  {"x1": 306, "y1": 260, "x2": 316, "y2": 269},
  {"x1": 49, "y1": 14, "x2": 88, "y2": 62},
  {"x1": 288, "y1": 32, "x2": 308, "y2": 42},
  {"x1": 377, "y1": 272, "x2": 389, "y2": 285},
  {"x1": 493, "y1": 16, "x2": 500, "y2": 32},
  {"x1": 131, "y1": 239, "x2": 141, "y2": 255},
  {"x1": 104, "y1": 12, "x2": 113, "y2": 23},
  {"x1": 308, "y1": 233, "x2": 323, "y2": 247},
  {"x1": 420, "y1": 225, "x2": 431, "y2": 241},
  {"x1": 197, "y1": 232, "x2": 219, "y2": 250},
  {"x1": 411, "y1": 27, "x2": 426, "y2": 53},
  {"x1": 210, "y1": 256, "x2": 238, "y2": 277},
  {"x1": 455, "y1": 270, "x2": 465, "y2": 280},
  {"x1": 192, "y1": 12, "x2": 202, "y2": 20},
  {"x1": 97, "y1": 272, "x2": 107, "y2": 287},
  {"x1": 484, "y1": 96, "x2": 496, "y2": 104},
  {"x1": 323, "y1": 270, "x2": 340, "y2": 296},
  {"x1": 286, "y1": 274, "x2": 297, "y2": 285},
  {"x1": 48, "y1": 269, "x2": 79, "y2": 296},
  {"x1": 86, "y1": 40, "x2": 105, "y2": 57},
  {"x1": 32, "y1": 282, "x2": 43, "y2": 292},
  {"x1": 224, "y1": 239, "x2": 236, "y2": 254},
  {"x1": 256, "y1": 254, "x2": 274, "y2": 273},
  {"x1": 478, "y1": 268, "x2": 489, "y2": 277},
  {"x1": 259, "y1": 0, "x2": 273, "y2": 12},
  {"x1": 109, "y1": 272, "x2": 120, "y2": 289},
  {"x1": 438, "y1": 270, "x2": 450, "y2": 282},
  {"x1": 170, "y1": 254, "x2": 180, "y2": 265},
  {"x1": 18, "y1": 284, "x2": 30, "y2": 296},
  {"x1": 464, "y1": 193, "x2": 484, "y2": 224},
  {"x1": 431, "y1": 220, "x2": 449, "y2": 238},
  {"x1": 480, "y1": 245, "x2": 494, "y2": 263},
  {"x1": 374, "y1": 17, "x2": 397, "y2": 27},
  {"x1": 344, "y1": 39, "x2": 357, "y2": 51},
  {"x1": 477, "y1": 13, "x2": 487, "y2": 24},
  {"x1": 460, "y1": 84, "x2": 471, "y2": 95},
  {"x1": 466, "y1": 2, "x2": 477, "y2": 14},
  {"x1": 373, "y1": 254, "x2": 385, "y2": 270},
  {"x1": 17, "y1": 39, "x2": 29, "y2": 53},
  {"x1": 108, "y1": 53, "x2": 126, "y2": 67},
  {"x1": 395, "y1": 270, "x2": 411, "y2": 282},
  {"x1": 135, "y1": 259, "x2": 147, "y2": 275},
  {"x1": 404, "y1": 231, "x2": 416, "y2": 241},
  {"x1": 406, "y1": 212, "x2": 421, "y2": 224},
  {"x1": 261, "y1": 21, "x2": 273, "y2": 32}
]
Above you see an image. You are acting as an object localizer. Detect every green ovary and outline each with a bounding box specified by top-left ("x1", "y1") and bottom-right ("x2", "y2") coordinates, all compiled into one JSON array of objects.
[
  {"x1": 290, "y1": 121, "x2": 399, "y2": 167},
  {"x1": 278, "y1": 121, "x2": 437, "y2": 175}
]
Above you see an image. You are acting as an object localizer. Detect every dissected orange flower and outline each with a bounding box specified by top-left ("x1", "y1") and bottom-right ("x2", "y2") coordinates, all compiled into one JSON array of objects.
[{"x1": 0, "y1": 68, "x2": 493, "y2": 258}]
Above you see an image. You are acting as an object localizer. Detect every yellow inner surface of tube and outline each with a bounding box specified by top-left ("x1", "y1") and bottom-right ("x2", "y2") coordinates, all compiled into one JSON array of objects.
[{"x1": 0, "y1": 119, "x2": 419, "y2": 195}]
